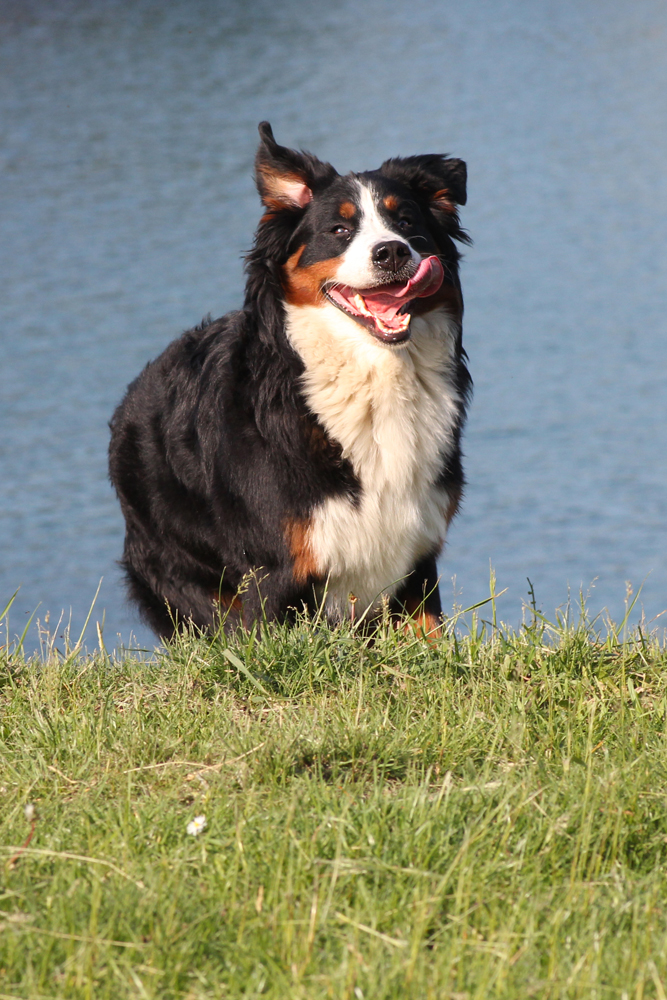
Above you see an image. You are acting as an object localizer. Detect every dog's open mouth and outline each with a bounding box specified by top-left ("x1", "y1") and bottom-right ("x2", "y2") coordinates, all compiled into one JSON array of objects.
[{"x1": 324, "y1": 255, "x2": 444, "y2": 343}]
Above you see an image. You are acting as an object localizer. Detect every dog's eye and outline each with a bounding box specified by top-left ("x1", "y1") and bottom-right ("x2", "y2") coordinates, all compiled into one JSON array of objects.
[
  {"x1": 397, "y1": 217, "x2": 412, "y2": 230},
  {"x1": 331, "y1": 225, "x2": 350, "y2": 235}
]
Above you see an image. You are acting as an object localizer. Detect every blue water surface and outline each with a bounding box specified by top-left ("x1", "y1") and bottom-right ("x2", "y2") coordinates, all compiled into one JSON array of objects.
[{"x1": 1, "y1": 0, "x2": 666, "y2": 649}]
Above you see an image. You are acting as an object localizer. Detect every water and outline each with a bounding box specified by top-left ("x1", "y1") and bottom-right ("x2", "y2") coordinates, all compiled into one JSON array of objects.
[{"x1": 1, "y1": 0, "x2": 666, "y2": 649}]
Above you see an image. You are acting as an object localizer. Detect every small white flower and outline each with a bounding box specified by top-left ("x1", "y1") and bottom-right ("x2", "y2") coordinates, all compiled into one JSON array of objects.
[
  {"x1": 186, "y1": 814, "x2": 207, "y2": 837},
  {"x1": 24, "y1": 803, "x2": 36, "y2": 822}
]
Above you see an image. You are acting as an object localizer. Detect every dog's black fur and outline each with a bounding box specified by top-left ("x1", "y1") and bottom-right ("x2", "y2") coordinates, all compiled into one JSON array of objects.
[{"x1": 109, "y1": 123, "x2": 471, "y2": 638}]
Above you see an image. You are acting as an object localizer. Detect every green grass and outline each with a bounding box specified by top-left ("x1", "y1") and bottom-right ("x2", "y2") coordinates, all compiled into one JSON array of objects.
[{"x1": 2, "y1": 596, "x2": 667, "y2": 999}]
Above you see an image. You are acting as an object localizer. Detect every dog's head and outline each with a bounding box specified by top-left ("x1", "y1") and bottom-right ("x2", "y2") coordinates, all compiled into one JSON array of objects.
[{"x1": 252, "y1": 122, "x2": 468, "y2": 346}]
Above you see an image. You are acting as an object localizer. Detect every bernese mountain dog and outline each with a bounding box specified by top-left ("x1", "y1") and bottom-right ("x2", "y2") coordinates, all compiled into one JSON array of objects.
[{"x1": 109, "y1": 123, "x2": 471, "y2": 639}]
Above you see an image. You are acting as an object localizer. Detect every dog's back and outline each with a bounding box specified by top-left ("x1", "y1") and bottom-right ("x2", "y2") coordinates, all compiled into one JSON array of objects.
[{"x1": 109, "y1": 123, "x2": 471, "y2": 637}]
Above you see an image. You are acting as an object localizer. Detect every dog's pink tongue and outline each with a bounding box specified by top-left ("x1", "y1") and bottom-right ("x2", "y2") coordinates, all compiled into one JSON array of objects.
[
  {"x1": 395, "y1": 255, "x2": 444, "y2": 299},
  {"x1": 359, "y1": 255, "x2": 444, "y2": 327}
]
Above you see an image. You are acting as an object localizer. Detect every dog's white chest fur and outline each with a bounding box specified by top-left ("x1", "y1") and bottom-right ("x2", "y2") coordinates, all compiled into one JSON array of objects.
[{"x1": 286, "y1": 303, "x2": 461, "y2": 618}]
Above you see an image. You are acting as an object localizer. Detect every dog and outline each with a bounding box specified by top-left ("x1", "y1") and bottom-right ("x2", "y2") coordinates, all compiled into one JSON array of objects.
[{"x1": 109, "y1": 122, "x2": 471, "y2": 638}]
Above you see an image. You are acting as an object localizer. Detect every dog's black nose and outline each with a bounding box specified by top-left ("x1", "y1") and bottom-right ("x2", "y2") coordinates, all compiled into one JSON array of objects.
[{"x1": 372, "y1": 240, "x2": 412, "y2": 272}]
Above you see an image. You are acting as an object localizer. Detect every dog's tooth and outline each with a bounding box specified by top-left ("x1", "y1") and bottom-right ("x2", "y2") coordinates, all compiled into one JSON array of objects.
[
  {"x1": 375, "y1": 312, "x2": 411, "y2": 336},
  {"x1": 353, "y1": 293, "x2": 372, "y2": 317}
]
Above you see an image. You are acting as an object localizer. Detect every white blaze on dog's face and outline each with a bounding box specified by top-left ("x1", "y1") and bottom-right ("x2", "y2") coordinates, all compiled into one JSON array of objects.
[{"x1": 332, "y1": 180, "x2": 421, "y2": 289}]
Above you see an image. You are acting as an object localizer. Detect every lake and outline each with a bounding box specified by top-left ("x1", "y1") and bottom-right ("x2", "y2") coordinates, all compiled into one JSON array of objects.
[{"x1": 1, "y1": 0, "x2": 666, "y2": 649}]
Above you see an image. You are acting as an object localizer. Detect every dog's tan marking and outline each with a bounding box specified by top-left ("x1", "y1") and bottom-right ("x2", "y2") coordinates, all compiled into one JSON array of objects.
[
  {"x1": 383, "y1": 194, "x2": 399, "y2": 211},
  {"x1": 338, "y1": 201, "x2": 356, "y2": 219},
  {"x1": 256, "y1": 164, "x2": 312, "y2": 210},
  {"x1": 284, "y1": 517, "x2": 320, "y2": 584},
  {"x1": 212, "y1": 588, "x2": 243, "y2": 612},
  {"x1": 283, "y1": 246, "x2": 341, "y2": 307},
  {"x1": 400, "y1": 596, "x2": 442, "y2": 643},
  {"x1": 407, "y1": 611, "x2": 442, "y2": 642},
  {"x1": 431, "y1": 188, "x2": 457, "y2": 213}
]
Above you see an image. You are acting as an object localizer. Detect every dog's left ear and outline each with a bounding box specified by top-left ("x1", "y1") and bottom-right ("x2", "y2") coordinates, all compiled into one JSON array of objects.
[
  {"x1": 379, "y1": 154, "x2": 467, "y2": 211},
  {"x1": 255, "y1": 122, "x2": 338, "y2": 211}
]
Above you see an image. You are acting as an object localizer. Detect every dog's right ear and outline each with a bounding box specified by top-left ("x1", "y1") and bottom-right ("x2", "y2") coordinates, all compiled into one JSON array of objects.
[
  {"x1": 255, "y1": 122, "x2": 337, "y2": 211},
  {"x1": 379, "y1": 154, "x2": 467, "y2": 209}
]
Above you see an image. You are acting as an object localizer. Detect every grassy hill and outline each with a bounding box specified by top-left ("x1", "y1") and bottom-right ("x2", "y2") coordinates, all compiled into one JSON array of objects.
[{"x1": 2, "y1": 596, "x2": 667, "y2": 998}]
